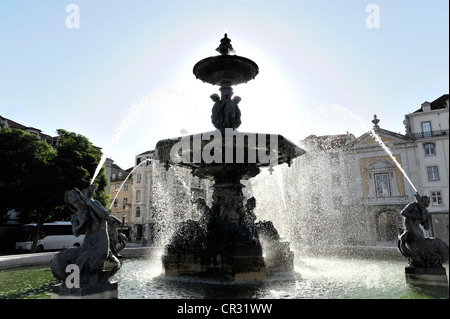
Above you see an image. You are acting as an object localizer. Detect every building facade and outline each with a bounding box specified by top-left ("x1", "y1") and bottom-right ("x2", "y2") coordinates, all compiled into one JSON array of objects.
[
  {"x1": 0, "y1": 115, "x2": 58, "y2": 149},
  {"x1": 340, "y1": 118, "x2": 420, "y2": 245},
  {"x1": 107, "y1": 159, "x2": 133, "y2": 240},
  {"x1": 404, "y1": 94, "x2": 449, "y2": 244}
]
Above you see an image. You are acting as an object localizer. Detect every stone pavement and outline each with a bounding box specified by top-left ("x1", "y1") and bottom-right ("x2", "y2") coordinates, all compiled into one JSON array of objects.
[
  {"x1": 0, "y1": 244, "x2": 160, "y2": 270},
  {"x1": 0, "y1": 251, "x2": 58, "y2": 270}
]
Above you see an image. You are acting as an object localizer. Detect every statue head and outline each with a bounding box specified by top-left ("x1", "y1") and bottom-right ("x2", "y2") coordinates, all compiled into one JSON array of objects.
[
  {"x1": 64, "y1": 188, "x2": 84, "y2": 211},
  {"x1": 210, "y1": 93, "x2": 220, "y2": 102},
  {"x1": 414, "y1": 193, "x2": 430, "y2": 208}
]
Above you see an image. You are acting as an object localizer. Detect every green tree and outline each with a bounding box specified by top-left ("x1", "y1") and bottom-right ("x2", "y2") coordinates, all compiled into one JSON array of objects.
[
  {"x1": 0, "y1": 128, "x2": 109, "y2": 252},
  {"x1": 0, "y1": 128, "x2": 56, "y2": 251},
  {"x1": 51, "y1": 129, "x2": 109, "y2": 220}
]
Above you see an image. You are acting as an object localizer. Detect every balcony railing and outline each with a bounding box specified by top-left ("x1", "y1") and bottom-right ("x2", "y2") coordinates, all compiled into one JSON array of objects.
[{"x1": 406, "y1": 129, "x2": 449, "y2": 139}]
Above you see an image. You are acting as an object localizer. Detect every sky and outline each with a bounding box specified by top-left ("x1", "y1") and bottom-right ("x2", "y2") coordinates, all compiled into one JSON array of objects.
[{"x1": 1, "y1": 0, "x2": 448, "y2": 169}]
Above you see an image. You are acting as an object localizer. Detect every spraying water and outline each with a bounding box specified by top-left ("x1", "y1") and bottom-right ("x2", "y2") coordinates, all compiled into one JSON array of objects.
[
  {"x1": 89, "y1": 89, "x2": 201, "y2": 185},
  {"x1": 318, "y1": 104, "x2": 418, "y2": 192},
  {"x1": 369, "y1": 128, "x2": 418, "y2": 193},
  {"x1": 90, "y1": 93, "x2": 154, "y2": 185}
]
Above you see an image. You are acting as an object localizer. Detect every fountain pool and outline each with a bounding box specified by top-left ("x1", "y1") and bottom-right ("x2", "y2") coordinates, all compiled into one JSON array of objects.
[
  {"x1": 114, "y1": 253, "x2": 449, "y2": 299},
  {"x1": 1, "y1": 250, "x2": 447, "y2": 299}
]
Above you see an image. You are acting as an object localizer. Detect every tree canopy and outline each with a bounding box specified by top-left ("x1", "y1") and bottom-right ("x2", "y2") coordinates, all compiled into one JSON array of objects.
[{"x1": 0, "y1": 128, "x2": 109, "y2": 227}]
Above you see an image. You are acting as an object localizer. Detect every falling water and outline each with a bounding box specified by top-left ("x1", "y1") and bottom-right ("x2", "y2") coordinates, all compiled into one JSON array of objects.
[
  {"x1": 250, "y1": 106, "x2": 421, "y2": 248},
  {"x1": 149, "y1": 163, "x2": 199, "y2": 246},
  {"x1": 369, "y1": 128, "x2": 418, "y2": 193},
  {"x1": 274, "y1": 168, "x2": 287, "y2": 210}
]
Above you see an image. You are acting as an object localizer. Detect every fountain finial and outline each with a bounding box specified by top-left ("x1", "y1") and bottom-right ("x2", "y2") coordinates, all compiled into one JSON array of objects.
[
  {"x1": 372, "y1": 114, "x2": 380, "y2": 128},
  {"x1": 216, "y1": 33, "x2": 235, "y2": 55}
]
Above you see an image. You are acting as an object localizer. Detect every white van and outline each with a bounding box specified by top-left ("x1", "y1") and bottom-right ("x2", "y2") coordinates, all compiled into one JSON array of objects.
[{"x1": 15, "y1": 221, "x2": 85, "y2": 252}]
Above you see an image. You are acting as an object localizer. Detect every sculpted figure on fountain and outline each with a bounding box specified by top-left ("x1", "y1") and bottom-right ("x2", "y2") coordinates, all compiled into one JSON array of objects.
[
  {"x1": 398, "y1": 193, "x2": 449, "y2": 268},
  {"x1": 51, "y1": 185, "x2": 125, "y2": 288}
]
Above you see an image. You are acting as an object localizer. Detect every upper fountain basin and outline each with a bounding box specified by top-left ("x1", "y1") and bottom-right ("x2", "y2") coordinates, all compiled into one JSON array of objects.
[{"x1": 193, "y1": 55, "x2": 259, "y2": 86}]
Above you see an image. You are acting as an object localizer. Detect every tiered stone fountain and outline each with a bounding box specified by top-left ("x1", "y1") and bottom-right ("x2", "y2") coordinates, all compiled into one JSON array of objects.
[{"x1": 155, "y1": 34, "x2": 305, "y2": 281}]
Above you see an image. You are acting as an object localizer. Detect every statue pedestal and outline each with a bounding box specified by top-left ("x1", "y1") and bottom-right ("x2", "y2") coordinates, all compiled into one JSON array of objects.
[
  {"x1": 51, "y1": 282, "x2": 118, "y2": 299},
  {"x1": 405, "y1": 266, "x2": 448, "y2": 288}
]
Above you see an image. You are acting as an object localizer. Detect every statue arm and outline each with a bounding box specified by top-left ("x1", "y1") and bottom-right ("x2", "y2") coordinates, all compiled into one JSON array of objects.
[
  {"x1": 71, "y1": 211, "x2": 90, "y2": 237},
  {"x1": 401, "y1": 202, "x2": 419, "y2": 219},
  {"x1": 85, "y1": 198, "x2": 110, "y2": 220}
]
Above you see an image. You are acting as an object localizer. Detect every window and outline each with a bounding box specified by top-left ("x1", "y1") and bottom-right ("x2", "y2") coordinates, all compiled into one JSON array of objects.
[
  {"x1": 124, "y1": 182, "x2": 129, "y2": 191},
  {"x1": 427, "y1": 166, "x2": 440, "y2": 181},
  {"x1": 136, "y1": 206, "x2": 140, "y2": 218},
  {"x1": 136, "y1": 190, "x2": 141, "y2": 202},
  {"x1": 374, "y1": 172, "x2": 391, "y2": 197},
  {"x1": 118, "y1": 172, "x2": 122, "y2": 178},
  {"x1": 137, "y1": 173, "x2": 142, "y2": 184},
  {"x1": 424, "y1": 143, "x2": 436, "y2": 156},
  {"x1": 431, "y1": 191, "x2": 443, "y2": 206},
  {"x1": 115, "y1": 183, "x2": 120, "y2": 192},
  {"x1": 123, "y1": 197, "x2": 128, "y2": 209},
  {"x1": 112, "y1": 173, "x2": 117, "y2": 180},
  {"x1": 113, "y1": 198, "x2": 118, "y2": 208},
  {"x1": 421, "y1": 121, "x2": 432, "y2": 137}
]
